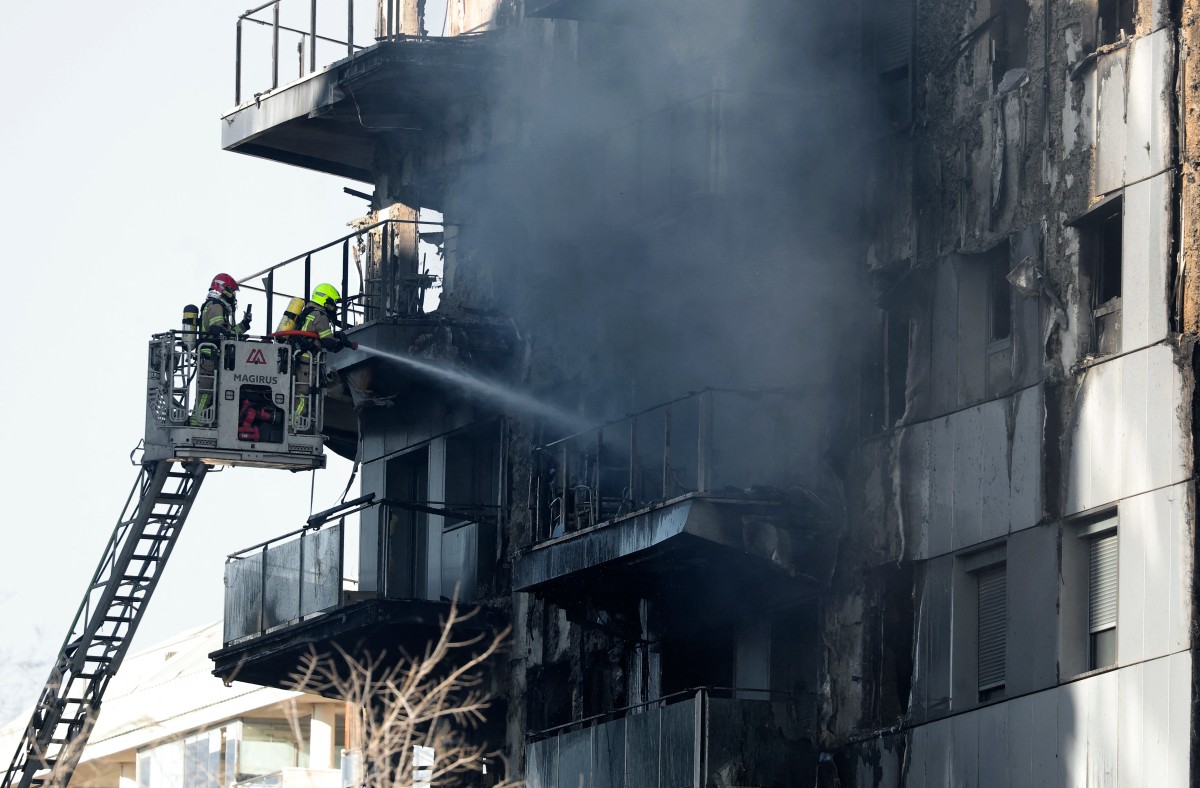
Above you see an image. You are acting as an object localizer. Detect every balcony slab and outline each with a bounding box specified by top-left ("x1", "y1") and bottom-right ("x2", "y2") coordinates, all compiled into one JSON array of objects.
[
  {"x1": 210, "y1": 598, "x2": 505, "y2": 690},
  {"x1": 514, "y1": 494, "x2": 832, "y2": 612}
]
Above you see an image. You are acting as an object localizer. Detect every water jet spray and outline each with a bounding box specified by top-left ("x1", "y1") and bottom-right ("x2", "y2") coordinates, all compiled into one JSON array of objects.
[{"x1": 355, "y1": 344, "x2": 592, "y2": 431}]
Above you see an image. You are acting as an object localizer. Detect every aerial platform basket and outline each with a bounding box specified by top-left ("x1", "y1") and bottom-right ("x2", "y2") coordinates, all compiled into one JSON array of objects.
[{"x1": 144, "y1": 331, "x2": 327, "y2": 471}]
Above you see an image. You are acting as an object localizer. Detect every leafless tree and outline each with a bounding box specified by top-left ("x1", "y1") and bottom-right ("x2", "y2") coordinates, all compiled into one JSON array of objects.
[{"x1": 286, "y1": 603, "x2": 518, "y2": 787}]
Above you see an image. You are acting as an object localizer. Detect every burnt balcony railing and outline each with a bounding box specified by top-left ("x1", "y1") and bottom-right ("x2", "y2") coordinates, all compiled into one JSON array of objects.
[
  {"x1": 237, "y1": 218, "x2": 446, "y2": 333},
  {"x1": 223, "y1": 495, "x2": 499, "y2": 645},
  {"x1": 526, "y1": 687, "x2": 807, "y2": 787},
  {"x1": 234, "y1": 0, "x2": 458, "y2": 105},
  {"x1": 223, "y1": 501, "x2": 362, "y2": 645},
  {"x1": 532, "y1": 388, "x2": 805, "y2": 543},
  {"x1": 235, "y1": 0, "x2": 370, "y2": 105}
]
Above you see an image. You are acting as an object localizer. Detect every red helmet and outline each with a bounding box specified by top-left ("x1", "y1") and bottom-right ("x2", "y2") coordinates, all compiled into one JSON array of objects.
[{"x1": 211, "y1": 273, "x2": 238, "y2": 299}]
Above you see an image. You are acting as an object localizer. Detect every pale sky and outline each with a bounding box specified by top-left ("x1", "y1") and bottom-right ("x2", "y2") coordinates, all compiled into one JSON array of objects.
[{"x1": 0, "y1": 0, "x2": 445, "y2": 722}]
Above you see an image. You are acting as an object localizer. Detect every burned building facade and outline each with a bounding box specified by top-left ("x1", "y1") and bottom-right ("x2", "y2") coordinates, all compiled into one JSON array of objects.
[{"x1": 209, "y1": 0, "x2": 1197, "y2": 784}]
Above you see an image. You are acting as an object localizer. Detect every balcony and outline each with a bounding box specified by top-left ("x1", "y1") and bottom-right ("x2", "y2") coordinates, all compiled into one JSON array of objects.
[
  {"x1": 513, "y1": 389, "x2": 839, "y2": 613},
  {"x1": 222, "y1": 0, "x2": 495, "y2": 204},
  {"x1": 212, "y1": 495, "x2": 504, "y2": 688},
  {"x1": 526, "y1": 688, "x2": 811, "y2": 787}
]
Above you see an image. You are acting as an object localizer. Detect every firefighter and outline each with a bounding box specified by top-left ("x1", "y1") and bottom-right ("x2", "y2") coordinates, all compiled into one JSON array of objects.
[
  {"x1": 190, "y1": 273, "x2": 252, "y2": 426},
  {"x1": 292, "y1": 283, "x2": 353, "y2": 430}
]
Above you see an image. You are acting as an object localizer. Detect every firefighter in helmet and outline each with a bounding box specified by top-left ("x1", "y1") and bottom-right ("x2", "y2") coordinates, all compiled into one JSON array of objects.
[
  {"x1": 190, "y1": 273, "x2": 252, "y2": 426},
  {"x1": 293, "y1": 283, "x2": 353, "y2": 430}
]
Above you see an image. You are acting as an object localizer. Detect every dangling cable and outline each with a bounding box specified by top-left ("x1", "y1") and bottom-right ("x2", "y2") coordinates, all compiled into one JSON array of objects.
[
  {"x1": 308, "y1": 468, "x2": 317, "y2": 518},
  {"x1": 338, "y1": 416, "x2": 364, "y2": 504}
]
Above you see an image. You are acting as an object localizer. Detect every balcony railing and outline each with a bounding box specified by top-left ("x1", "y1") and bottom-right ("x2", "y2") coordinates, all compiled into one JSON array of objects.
[
  {"x1": 531, "y1": 388, "x2": 805, "y2": 543},
  {"x1": 526, "y1": 687, "x2": 805, "y2": 787},
  {"x1": 236, "y1": 218, "x2": 445, "y2": 334},
  {"x1": 234, "y1": 0, "x2": 461, "y2": 105},
  {"x1": 224, "y1": 520, "x2": 348, "y2": 644},
  {"x1": 223, "y1": 495, "x2": 500, "y2": 644},
  {"x1": 235, "y1": 0, "x2": 372, "y2": 105}
]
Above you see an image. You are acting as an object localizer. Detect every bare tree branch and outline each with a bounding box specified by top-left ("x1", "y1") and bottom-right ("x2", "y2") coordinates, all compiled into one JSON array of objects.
[{"x1": 285, "y1": 601, "x2": 519, "y2": 787}]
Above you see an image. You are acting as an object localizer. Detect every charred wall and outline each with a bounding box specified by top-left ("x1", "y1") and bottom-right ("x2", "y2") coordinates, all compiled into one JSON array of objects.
[{"x1": 836, "y1": 0, "x2": 1199, "y2": 784}]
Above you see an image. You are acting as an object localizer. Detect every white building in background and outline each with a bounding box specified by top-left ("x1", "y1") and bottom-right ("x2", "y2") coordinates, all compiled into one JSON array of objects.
[{"x1": 0, "y1": 623, "x2": 347, "y2": 788}]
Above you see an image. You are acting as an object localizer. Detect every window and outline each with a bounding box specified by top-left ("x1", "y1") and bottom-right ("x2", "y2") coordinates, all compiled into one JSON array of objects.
[
  {"x1": 885, "y1": 312, "x2": 911, "y2": 427},
  {"x1": 1061, "y1": 510, "x2": 1118, "y2": 676},
  {"x1": 859, "y1": 308, "x2": 910, "y2": 435},
  {"x1": 1070, "y1": 195, "x2": 1123, "y2": 355},
  {"x1": 871, "y1": 0, "x2": 914, "y2": 127},
  {"x1": 992, "y1": 0, "x2": 1031, "y2": 91},
  {"x1": 1097, "y1": 0, "x2": 1135, "y2": 46},
  {"x1": 976, "y1": 564, "x2": 1007, "y2": 702},
  {"x1": 1088, "y1": 529, "x2": 1118, "y2": 670},
  {"x1": 988, "y1": 246, "x2": 1012, "y2": 343}
]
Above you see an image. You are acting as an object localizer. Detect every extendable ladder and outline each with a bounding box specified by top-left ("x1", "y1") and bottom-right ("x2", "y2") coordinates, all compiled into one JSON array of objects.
[{"x1": 3, "y1": 460, "x2": 208, "y2": 788}]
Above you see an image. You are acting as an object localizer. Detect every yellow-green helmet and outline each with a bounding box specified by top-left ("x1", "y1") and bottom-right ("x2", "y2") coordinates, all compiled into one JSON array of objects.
[{"x1": 312, "y1": 283, "x2": 341, "y2": 310}]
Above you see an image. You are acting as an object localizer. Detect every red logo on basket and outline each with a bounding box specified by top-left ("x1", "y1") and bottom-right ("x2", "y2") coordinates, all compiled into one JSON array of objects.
[{"x1": 246, "y1": 348, "x2": 267, "y2": 365}]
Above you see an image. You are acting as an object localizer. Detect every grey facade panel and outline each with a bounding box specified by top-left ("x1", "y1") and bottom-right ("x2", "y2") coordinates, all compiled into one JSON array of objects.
[{"x1": 1006, "y1": 524, "x2": 1059, "y2": 696}]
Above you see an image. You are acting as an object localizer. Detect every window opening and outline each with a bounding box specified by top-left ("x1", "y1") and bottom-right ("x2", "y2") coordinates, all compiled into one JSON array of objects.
[
  {"x1": 976, "y1": 564, "x2": 1006, "y2": 702},
  {"x1": 992, "y1": 1, "x2": 1030, "y2": 90},
  {"x1": 1075, "y1": 197, "x2": 1123, "y2": 355},
  {"x1": 1097, "y1": 0, "x2": 1135, "y2": 46},
  {"x1": 885, "y1": 312, "x2": 911, "y2": 427},
  {"x1": 384, "y1": 448, "x2": 429, "y2": 599},
  {"x1": 989, "y1": 247, "x2": 1012, "y2": 342},
  {"x1": 1088, "y1": 530, "x2": 1118, "y2": 670},
  {"x1": 661, "y1": 631, "x2": 735, "y2": 695},
  {"x1": 872, "y1": 0, "x2": 913, "y2": 127}
]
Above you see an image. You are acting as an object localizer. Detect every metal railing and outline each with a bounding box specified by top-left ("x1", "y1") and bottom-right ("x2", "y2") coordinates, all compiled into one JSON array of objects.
[
  {"x1": 224, "y1": 519, "x2": 347, "y2": 643},
  {"x1": 237, "y1": 218, "x2": 444, "y2": 334},
  {"x1": 235, "y1": 0, "x2": 372, "y2": 105},
  {"x1": 531, "y1": 388, "x2": 804, "y2": 543},
  {"x1": 233, "y1": 0, "x2": 453, "y2": 105},
  {"x1": 223, "y1": 494, "x2": 500, "y2": 643},
  {"x1": 526, "y1": 687, "x2": 805, "y2": 787}
]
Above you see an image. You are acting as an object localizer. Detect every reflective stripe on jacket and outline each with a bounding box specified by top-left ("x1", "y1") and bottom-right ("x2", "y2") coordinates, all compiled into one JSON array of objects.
[{"x1": 199, "y1": 297, "x2": 246, "y2": 354}]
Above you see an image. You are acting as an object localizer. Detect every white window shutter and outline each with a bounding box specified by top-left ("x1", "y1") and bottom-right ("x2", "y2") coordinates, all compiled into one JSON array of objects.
[{"x1": 1089, "y1": 532, "x2": 1118, "y2": 632}]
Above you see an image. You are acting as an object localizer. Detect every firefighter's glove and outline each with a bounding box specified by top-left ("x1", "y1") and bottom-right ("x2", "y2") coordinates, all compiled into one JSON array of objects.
[
  {"x1": 333, "y1": 329, "x2": 352, "y2": 350},
  {"x1": 238, "y1": 315, "x2": 252, "y2": 332}
]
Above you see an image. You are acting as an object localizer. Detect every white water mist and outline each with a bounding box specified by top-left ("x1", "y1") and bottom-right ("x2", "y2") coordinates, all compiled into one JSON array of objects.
[{"x1": 356, "y1": 345, "x2": 592, "y2": 431}]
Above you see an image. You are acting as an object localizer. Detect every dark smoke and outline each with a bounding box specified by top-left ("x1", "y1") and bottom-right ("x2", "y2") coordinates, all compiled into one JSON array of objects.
[{"x1": 442, "y1": 0, "x2": 871, "y2": 459}]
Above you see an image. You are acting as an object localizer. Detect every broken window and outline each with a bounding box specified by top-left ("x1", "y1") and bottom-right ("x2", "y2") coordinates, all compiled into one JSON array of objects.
[
  {"x1": 660, "y1": 630, "x2": 734, "y2": 695},
  {"x1": 444, "y1": 423, "x2": 501, "y2": 529},
  {"x1": 870, "y1": 0, "x2": 914, "y2": 127},
  {"x1": 1073, "y1": 195, "x2": 1124, "y2": 355},
  {"x1": 975, "y1": 563, "x2": 1007, "y2": 702},
  {"x1": 383, "y1": 447, "x2": 429, "y2": 599},
  {"x1": 988, "y1": 246, "x2": 1012, "y2": 343},
  {"x1": 860, "y1": 305, "x2": 911, "y2": 434},
  {"x1": 1097, "y1": 0, "x2": 1135, "y2": 46},
  {"x1": 885, "y1": 311, "x2": 911, "y2": 427},
  {"x1": 992, "y1": 0, "x2": 1030, "y2": 91}
]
